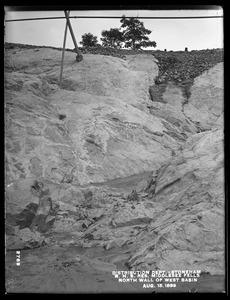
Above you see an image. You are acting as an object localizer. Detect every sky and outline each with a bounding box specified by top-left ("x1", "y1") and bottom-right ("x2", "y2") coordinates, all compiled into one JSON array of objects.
[{"x1": 4, "y1": 7, "x2": 223, "y2": 51}]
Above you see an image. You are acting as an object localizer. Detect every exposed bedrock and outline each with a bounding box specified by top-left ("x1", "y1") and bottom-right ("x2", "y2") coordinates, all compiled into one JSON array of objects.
[{"x1": 5, "y1": 46, "x2": 224, "y2": 275}]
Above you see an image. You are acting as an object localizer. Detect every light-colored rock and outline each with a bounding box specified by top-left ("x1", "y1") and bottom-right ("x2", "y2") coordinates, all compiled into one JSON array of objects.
[
  {"x1": 5, "y1": 48, "x2": 185, "y2": 188},
  {"x1": 73, "y1": 129, "x2": 224, "y2": 275},
  {"x1": 127, "y1": 129, "x2": 224, "y2": 275},
  {"x1": 125, "y1": 54, "x2": 159, "y2": 84},
  {"x1": 5, "y1": 47, "x2": 224, "y2": 276},
  {"x1": 183, "y1": 63, "x2": 223, "y2": 129}
]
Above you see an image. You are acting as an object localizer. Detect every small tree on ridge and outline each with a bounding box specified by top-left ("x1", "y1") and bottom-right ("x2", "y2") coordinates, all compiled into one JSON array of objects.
[
  {"x1": 101, "y1": 28, "x2": 124, "y2": 49},
  {"x1": 80, "y1": 33, "x2": 98, "y2": 47},
  {"x1": 120, "y1": 15, "x2": 157, "y2": 50}
]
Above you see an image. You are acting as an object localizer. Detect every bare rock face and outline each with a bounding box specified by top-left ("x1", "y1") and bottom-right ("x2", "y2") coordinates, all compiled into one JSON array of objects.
[
  {"x1": 5, "y1": 48, "x2": 204, "y2": 188},
  {"x1": 5, "y1": 46, "x2": 224, "y2": 276},
  {"x1": 72, "y1": 129, "x2": 224, "y2": 275},
  {"x1": 183, "y1": 63, "x2": 223, "y2": 129},
  {"x1": 127, "y1": 129, "x2": 224, "y2": 275}
]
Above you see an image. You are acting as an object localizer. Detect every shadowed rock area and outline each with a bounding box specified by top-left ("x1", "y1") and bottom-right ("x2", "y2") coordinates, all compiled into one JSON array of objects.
[{"x1": 5, "y1": 44, "x2": 224, "y2": 293}]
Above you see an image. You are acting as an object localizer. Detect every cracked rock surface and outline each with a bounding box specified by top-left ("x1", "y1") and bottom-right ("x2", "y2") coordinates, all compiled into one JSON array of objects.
[{"x1": 5, "y1": 44, "x2": 224, "y2": 293}]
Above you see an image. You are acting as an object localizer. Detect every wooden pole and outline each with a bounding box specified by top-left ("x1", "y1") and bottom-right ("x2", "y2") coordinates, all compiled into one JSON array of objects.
[
  {"x1": 64, "y1": 10, "x2": 83, "y2": 62},
  {"x1": 59, "y1": 10, "x2": 70, "y2": 85}
]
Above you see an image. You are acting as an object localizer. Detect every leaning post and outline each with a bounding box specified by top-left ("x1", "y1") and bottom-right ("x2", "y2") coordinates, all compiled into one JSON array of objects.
[
  {"x1": 64, "y1": 10, "x2": 83, "y2": 62},
  {"x1": 59, "y1": 10, "x2": 70, "y2": 85}
]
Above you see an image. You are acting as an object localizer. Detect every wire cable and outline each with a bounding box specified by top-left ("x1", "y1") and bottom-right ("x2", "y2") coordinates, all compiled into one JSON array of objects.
[{"x1": 5, "y1": 15, "x2": 223, "y2": 22}]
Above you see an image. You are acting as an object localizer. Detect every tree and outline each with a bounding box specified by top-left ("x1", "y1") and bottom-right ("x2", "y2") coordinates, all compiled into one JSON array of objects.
[
  {"x1": 100, "y1": 28, "x2": 124, "y2": 49},
  {"x1": 80, "y1": 33, "x2": 98, "y2": 47},
  {"x1": 120, "y1": 15, "x2": 157, "y2": 50}
]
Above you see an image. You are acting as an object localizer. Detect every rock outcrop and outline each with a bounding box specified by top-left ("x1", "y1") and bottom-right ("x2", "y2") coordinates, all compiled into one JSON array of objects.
[
  {"x1": 127, "y1": 129, "x2": 224, "y2": 275},
  {"x1": 5, "y1": 44, "x2": 224, "y2": 277},
  {"x1": 5, "y1": 48, "x2": 164, "y2": 186}
]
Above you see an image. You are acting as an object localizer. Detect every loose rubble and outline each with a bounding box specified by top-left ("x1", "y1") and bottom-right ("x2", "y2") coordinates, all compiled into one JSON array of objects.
[{"x1": 153, "y1": 49, "x2": 223, "y2": 84}]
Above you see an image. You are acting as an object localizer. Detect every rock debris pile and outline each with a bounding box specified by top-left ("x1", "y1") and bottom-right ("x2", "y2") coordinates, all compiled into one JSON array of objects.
[{"x1": 153, "y1": 49, "x2": 223, "y2": 84}]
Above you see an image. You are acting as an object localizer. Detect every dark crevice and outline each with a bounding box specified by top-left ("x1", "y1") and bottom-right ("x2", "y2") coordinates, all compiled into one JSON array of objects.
[{"x1": 155, "y1": 177, "x2": 181, "y2": 196}]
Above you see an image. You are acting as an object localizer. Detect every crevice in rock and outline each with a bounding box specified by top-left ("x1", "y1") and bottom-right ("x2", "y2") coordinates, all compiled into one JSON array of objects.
[
  {"x1": 181, "y1": 79, "x2": 194, "y2": 110},
  {"x1": 155, "y1": 177, "x2": 181, "y2": 196}
]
